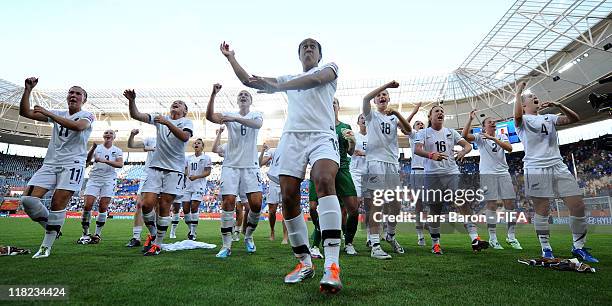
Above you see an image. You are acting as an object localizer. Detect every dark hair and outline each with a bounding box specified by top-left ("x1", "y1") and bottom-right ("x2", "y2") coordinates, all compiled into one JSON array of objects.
[
  {"x1": 357, "y1": 113, "x2": 364, "y2": 124},
  {"x1": 70, "y1": 86, "x2": 88, "y2": 102},
  {"x1": 427, "y1": 105, "x2": 444, "y2": 127},
  {"x1": 481, "y1": 117, "x2": 495, "y2": 128},
  {"x1": 298, "y1": 38, "x2": 322, "y2": 62}
]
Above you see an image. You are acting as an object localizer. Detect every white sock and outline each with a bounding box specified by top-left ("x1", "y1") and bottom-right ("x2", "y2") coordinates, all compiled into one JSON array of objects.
[
  {"x1": 369, "y1": 233, "x2": 381, "y2": 247},
  {"x1": 154, "y1": 216, "x2": 171, "y2": 246},
  {"x1": 429, "y1": 226, "x2": 440, "y2": 245},
  {"x1": 464, "y1": 220, "x2": 479, "y2": 240},
  {"x1": 191, "y1": 212, "x2": 199, "y2": 235},
  {"x1": 485, "y1": 209, "x2": 497, "y2": 241},
  {"x1": 285, "y1": 212, "x2": 312, "y2": 267},
  {"x1": 132, "y1": 226, "x2": 142, "y2": 240},
  {"x1": 415, "y1": 221, "x2": 424, "y2": 240},
  {"x1": 21, "y1": 196, "x2": 48, "y2": 229},
  {"x1": 245, "y1": 211, "x2": 261, "y2": 239},
  {"x1": 506, "y1": 209, "x2": 517, "y2": 240},
  {"x1": 534, "y1": 214, "x2": 552, "y2": 251},
  {"x1": 95, "y1": 212, "x2": 107, "y2": 236},
  {"x1": 42, "y1": 210, "x2": 66, "y2": 248},
  {"x1": 142, "y1": 210, "x2": 157, "y2": 236},
  {"x1": 81, "y1": 210, "x2": 91, "y2": 235},
  {"x1": 569, "y1": 216, "x2": 587, "y2": 249},
  {"x1": 171, "y1": 213, "x2": 180, "y2": 232},
  {"x1": 221, "y1": 210, "x2": 235, "y2": 249},
  {"x1": 318, "y1": 196, "x2": 342, "y2": 269}
]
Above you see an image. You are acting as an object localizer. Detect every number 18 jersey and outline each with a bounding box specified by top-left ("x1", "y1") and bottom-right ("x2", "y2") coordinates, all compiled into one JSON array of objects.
[{"x1": 365, "y1": 111, "x2": 398, "y2": 165}]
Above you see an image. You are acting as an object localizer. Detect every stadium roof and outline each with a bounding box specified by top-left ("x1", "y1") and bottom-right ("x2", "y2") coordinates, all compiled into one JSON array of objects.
[{"x1": 1, "y1": 0, "x2": 611, "y2": 149}]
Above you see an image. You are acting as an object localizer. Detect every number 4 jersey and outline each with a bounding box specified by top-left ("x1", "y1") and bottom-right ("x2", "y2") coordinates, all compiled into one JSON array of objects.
[
  {"x1": 515, "y1": 114, "x2": 563, "y2": 168},
  {"x1": 44, "y1": 110, "x2": 94, "y2": 166}
]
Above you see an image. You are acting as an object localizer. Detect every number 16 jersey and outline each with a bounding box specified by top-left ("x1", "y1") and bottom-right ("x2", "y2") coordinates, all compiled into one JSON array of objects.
[{"x1": 415, "y1": 127, "x2": 463, "y2": 174}]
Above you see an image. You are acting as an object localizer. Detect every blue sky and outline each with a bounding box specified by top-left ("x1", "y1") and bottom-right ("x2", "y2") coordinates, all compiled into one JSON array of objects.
[{"x1": 2, "y1": 0, "x2": 514, "y2": 89}]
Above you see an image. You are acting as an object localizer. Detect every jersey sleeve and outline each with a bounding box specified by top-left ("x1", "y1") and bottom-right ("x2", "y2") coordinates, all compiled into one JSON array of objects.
[
  {"x1": 182, "y1": 119, "x2": 194, "y2": 137},
  {"x1": 116, "y1": 148, "x2": 124, "y2": 158},
  {"x1": 452, "y1": 129, "x2": 464, "y2": 145},
  {"x1": 472, "y1": 133, "x2": 483, "y2": 146},
  {"x1": 549, "y1": 114, "x2": 560, "y2": 125},
  {"x1": 414, "y1": 129, "x2": 425, "y2": 144},
  {"x1": 321, "y1": 62, "x2": 339, "y2": 79},
  {"x1": 146, "y1": 112, "x2": 161, "y2": 126},
  {"x1": 203, "y1": 155, "x2": 212, "y2": 168}
]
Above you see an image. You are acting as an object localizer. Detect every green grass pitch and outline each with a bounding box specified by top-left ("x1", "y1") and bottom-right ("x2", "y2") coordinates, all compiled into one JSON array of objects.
[{"x1": 0, "y1": 218, "x2": 610, "y2": 305}]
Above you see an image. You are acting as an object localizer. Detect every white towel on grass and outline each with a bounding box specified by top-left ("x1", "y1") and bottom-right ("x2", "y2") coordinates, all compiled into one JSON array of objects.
[{"x1": 161, "y1": 240, "x2": 216, "y2": 251}]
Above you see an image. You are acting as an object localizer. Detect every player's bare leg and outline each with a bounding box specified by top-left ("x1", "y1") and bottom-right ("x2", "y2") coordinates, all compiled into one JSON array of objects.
[{"x1": 268, "y1": 203, "x2": 279, "y2": 241}]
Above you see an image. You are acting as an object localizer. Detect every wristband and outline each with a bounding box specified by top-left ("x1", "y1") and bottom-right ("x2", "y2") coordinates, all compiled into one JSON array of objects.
[{"x1": 428, "y1": 152, "x2": 435, "y2": 160}]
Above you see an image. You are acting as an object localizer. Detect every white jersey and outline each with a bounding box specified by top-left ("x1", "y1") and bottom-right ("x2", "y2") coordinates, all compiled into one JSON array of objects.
[
  {"x1": 408, "y1": 130, "x2": 426, "y2": 169},
  {"x1": 276, "y1": 62, "x2": 338, "y2": 135},
  {"x1": 147, "y1": 113, "x2": 193, "y2": 172},
  {"x1": 473, "y1": 133, "x2": 509, "y2": 174},
  {"x1": 263, "y1": 148, "x2": 276, "y2": 167},
  {"x1": 516, "y1": 114, "x2": 563, "y2": 168},
  {"x1": 186, "y1": 154, "x2": 212, "y2": 192},
  {"x1": 43, "y1": 110, "x2": 94, "y2": 166},
  {"x1": 89, "y1": 144, "x2": 123, "y2": 181},
  {"x1": 222, "y1": 111, "x2": 262, "y2": 168},
  {"x1": 350, "y1": 132, "x2": 368, "y2": 174},
  {"x1": 143, "y1": 137, "x2": 156, "y2": 168},
  {"x1": 415, "y1": 127, "x2": 463, "y2": 175},
  {"x1": 365, "y1": 111, "x2": 399, "y2": 165}
]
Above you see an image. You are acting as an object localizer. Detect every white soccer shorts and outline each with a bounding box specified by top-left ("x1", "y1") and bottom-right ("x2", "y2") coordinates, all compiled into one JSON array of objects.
[
  {"x1": 267, "y1": 180, "x2": 282, "y2": 204},
  {"x1": 83, "y1": 179, "x2": 115, "y2": 198},
  {"x1": 140, "y1": 167, "x2": 184, "y2": 196},
  {"x1": 480, "y1": 173, "x2": 516, "y2": 201},
  {"x1": 524, "y1": 163, "x2": 582, "y2": 198},
  {"x1": 267, "y1": 132, "x2": 340, "y2": 183},
  {"x1": 220, "y1": 166, "x2": 262, "y2": 197},
  {"x1": 28, "y1": 164, "x2": 85, "y2": 193},
  {"x1": 364, "y1": 161, "x2": 401, "y2": 198},
  {"x1": 350, "y1": 170, "x2": 364, "y2": 198}
]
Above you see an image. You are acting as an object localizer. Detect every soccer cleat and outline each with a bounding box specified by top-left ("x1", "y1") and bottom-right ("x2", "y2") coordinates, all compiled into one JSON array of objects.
[
  {"x1": 187, "y1": 233, "x2": 195, "y2": 241},
  {"x1": 310, "y1": 246, "x2": 324, "y2": 259},
  {"x1": 345, "y1": 243, "x2": 358, "y2": 255},
  {"x1": 126, "y1": 238, "x2": 141, "y2": 247},
  {"x1": 89, "y1": 234, "x2": 101, "y2": 244},
  {"x1": 319, "y1": 263, "x2": 342, "y2": 294},
  {"x1": 489, "y1": 240, "x2": 504, "y2": 250},
  {"x1": 32, "y1": 246, "x2": 51, "y2": 259},
  {"x1": 431, "y1": 243, "x2": 443, "y2": 255},
  {"x1": 143, "y1": 244, "x2": 161, "y2": 256},
  {"x1": 471, "y1": 237, "x2": 489, "y2": 252},
  {"x1": 284, "y1": 263, "x2": 315, "y2": 284},
  {"x1": 245, "y1": 238, "x2": 256, "y2": 254},
  {"x1": 370, "y1": 245, "x2": 392, "y2": 260},
  {"x1": 232, "y1": 231, "x2": 240, "y2": 242},
  {"x1": 385, "y1": 234, "x2": 405, "y2": 254},
  {"x1": 76, "y1": 234, "x2": 91, "y2": 245},
  {"x1": 366, "y1": 239, "x2": 372, "y2": 249},
  {"x1": 506, "y1": 238, "x2": 523, "y2": 250},
  {"x1": 142, "y1": 234, "x2": 155, "y2": 253},
  {"x1": 541, "y1": 248, "x2": 555, "y2": 259},
  {"x1": 417, "y1": 238, "x2": 426, "y2": 247},
  {"x1": 216, "y1": 247, "x2": 232, "y2": 258},
  {"x1": 572, "y1": 247, "x2": 599, "y2": 263}
]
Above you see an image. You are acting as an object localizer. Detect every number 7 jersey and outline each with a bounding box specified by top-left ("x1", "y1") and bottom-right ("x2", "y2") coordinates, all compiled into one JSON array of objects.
[{"x1": 516, "y1": 114, "x2": 563, "y2": 168}]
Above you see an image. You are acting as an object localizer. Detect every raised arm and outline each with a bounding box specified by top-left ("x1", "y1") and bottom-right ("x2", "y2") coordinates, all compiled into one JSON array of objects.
[
  {"x1": 406, "y1": 102, "x2": 422, "y2": 123},
  {"x1": 461, "y1": 110, "x2": 476, "y2": 142},
  {"x1": 205, "y1": 84, "x2": 224, "y2": 124},
  {"x1": 86, "y1": 143, "x2": 97, "y2": 167},
  {"x1": 514, "y1": 82, "x2": 526, "y2": 127},
  {"x1": 259, "y1": 143, "x2": 271, "y2": 168},
  {"x1": 362, "y1": 80, "x2": 400, "y2": 118},
  {"x1": 541, "y1": 101, "x2": 580, "y2": 126},
  {"x1": 220, "y1": 42, "x2": 277, "y2": 88},
  {"x1": 212, "y1": 126, "x2": 225, "y2": 156},
  {"x1": 127, "y1": 129, "x2": 145, "y2": 149},
  {"x1": 19, "y1": 77, "x2": 48, "y2": 122},
  {"x1": 125, "y1": 89, "x2": 149, "y2": 123}
]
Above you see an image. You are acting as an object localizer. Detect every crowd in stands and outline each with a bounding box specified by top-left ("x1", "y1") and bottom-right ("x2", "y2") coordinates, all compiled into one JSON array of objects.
[{"x1": 1, "y1": 136, "x2": 609, "y2": 215}]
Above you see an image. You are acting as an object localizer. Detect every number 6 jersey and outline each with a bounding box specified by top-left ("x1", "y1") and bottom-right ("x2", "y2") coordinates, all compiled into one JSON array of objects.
[
  {"x1": 515, "y1": 114, "x2": 563, "y2": 168},
  {"x1": 44, "y1": 110, "x2": 94, "y2": 166},
  {"x1": 415, "y1": 127, "x2": 463, "y2": 174},
  {"x1": 222, "y1": 111, "x2": 263, "y2": 169}
]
